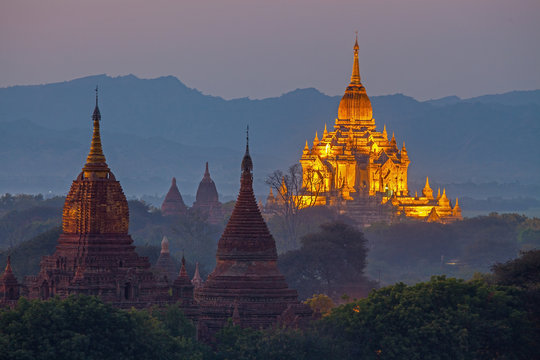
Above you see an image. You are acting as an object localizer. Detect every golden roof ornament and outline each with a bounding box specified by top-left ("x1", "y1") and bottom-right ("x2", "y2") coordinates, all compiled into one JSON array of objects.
[
  {"x1": 83, "y1": 86, "x2": 109, "y2": 178},
  {"x1": 337, "y1": 34, "x2": 373, "y2": 122}
]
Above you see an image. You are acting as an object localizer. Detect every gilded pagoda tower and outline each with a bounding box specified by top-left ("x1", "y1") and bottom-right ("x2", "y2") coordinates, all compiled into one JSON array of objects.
[{"x1": 296, "y1": 36, "x2": 461, "y2": 224}]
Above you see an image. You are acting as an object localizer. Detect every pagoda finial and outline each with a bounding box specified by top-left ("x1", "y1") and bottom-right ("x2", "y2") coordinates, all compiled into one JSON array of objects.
[
  {"x1": 453, "y1": 197, "x2": 462, "y2": 217},
  {"x1": 422, "y1": 176, "x2": 433, "y2": 199},
  {"x1": 241, "y1": 125, "x2": 253, "y2": 173},
  {"x1": 350, "y1": 33, "x2": 361, "y2": 85},
  {"x1": 205, "y1": 162, "x2": 210, "y2": 177},
  {"x1": 323, "y1": 123, "x2": 328, "y2": 137},
  {"x1": 191, "y1": 262, "x2": 203, "y2": 288},
  {"x1": 179, "y1": 254, "x2": 188, "y2": 278},
  {"x1": 382, "y1": 125, "x2": 387, "y2": 139},
  {"x1": 83, "y1": 89, "x2": 109, "y2": 178},
  {"x1": 161, "y1": 236, "x2": 169, "y2": 254},
  {"x1": 246, "y1": 125, "x2": 249, "y2": 152},
  {"x1": 4, "y1": 255, "x2": 13, "y2": 274}
]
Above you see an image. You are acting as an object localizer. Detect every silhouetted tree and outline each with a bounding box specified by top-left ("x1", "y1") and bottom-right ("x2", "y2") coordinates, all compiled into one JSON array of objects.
[
  {"x1": 266, "y1": 164, "x2": 325, "y2": 248},
  {"x1": 279, "y1": 222, "x2": 373, "y2": 300},
  {"x1": 319, "y1": 276, "x2": 537, "y2": 359}
]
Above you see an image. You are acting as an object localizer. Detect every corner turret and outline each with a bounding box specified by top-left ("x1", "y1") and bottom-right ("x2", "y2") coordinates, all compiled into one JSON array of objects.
[
  {"x1": 1, "y1": 256, "x2": 20, "y2": 303},
  {"x1": 422, "y1": 176, "x2": 433, "y2": 199}
]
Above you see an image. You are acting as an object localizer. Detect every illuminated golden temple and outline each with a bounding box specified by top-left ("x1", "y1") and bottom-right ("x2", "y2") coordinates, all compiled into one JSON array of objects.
[{"x1": 295, "y1": 36, "x2": 461, "y2": 224}]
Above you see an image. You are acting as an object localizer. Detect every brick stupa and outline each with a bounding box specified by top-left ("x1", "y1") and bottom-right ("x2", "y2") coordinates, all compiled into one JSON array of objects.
[
  {"x1": 155, "y1": 236, "x2": 177, "y2": 283},
  {"x1": 195, "y1": 131, "x2": 312, "y2": 337},
  {"x1": 192, "y1": 162, "x2": 223, "y2": 224},
  {"x1": 24, "y1": 93, "x2": 196, "y2": 312},
  {"x1": 161, "y1": 177, "x2": 187, "y2": 217},
  {"x1": 0, "y1": 257, "x2": 20, "y2": 306}
]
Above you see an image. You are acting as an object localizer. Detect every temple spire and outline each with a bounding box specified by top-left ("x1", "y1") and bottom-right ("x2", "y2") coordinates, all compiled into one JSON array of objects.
[
  {"x1": 83, "y1": 87, "x2": 109, "y2": 177},
  {"x1": 179, "y1": 254, "x2": 188, "y2": 278},
  {"x1": 350, "y1": 32, "x2": 361, "y2": 85},
  {"x1": 4, "y1": 256, "x2": 13, "y2": 275},
  {"x1": 241, "y1": 126, "x2": 253, "y2": 174},
  {"x1": 191, "y1": 262, "x2": 203, "y2": 288},
  {"x1": 204, "y1": 162, "x2": 210, "y2": 178},
  {"x1": 161, "y1": 236, "x2": 169, "y2": 254}
]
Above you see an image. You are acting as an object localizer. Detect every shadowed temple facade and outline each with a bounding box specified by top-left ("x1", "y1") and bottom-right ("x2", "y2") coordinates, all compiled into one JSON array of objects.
[
  {"x1": 1, "y1": 97, "x2": 311, "y2": 337},
  {"x1": 14, "y1": 95, "x2": 197, "y2": 314},
  {"x1": 160, "y1": 163, "x2": 224, "y2": 224},
  {"x1": 195, "y1": 132, "x2": 312, "y2": 338},
  {"x1": 293, "y1": 36, "x2": 461, "y2": 224}
]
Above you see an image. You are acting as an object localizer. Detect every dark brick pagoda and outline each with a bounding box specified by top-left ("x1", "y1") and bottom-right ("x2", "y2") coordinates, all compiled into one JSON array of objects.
[
  {"x1": 0, "y1": 257, "x2": 20, "y2": 306},
  {"x1": 192, "y1": 162, "x2": 223, "y2": 224},
  {"x1": 161, "y1": 177, "x2": 188, "y2": 217},
  {"x1": 23, "y1": 93, "x2": 196, "y2": 313},
  {"x1": 195, "y1": 131, "x2": 312, "y2": 337}
]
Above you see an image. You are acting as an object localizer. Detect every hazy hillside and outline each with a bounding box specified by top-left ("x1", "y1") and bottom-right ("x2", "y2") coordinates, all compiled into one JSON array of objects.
[{"x1": 0, "y1": 75, "x2": 539, "y2": 198}]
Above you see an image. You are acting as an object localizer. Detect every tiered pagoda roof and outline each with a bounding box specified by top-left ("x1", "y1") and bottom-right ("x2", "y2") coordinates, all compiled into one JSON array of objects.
[
  {"x1": 24, "y1": 91, "x2": 186, "y2": 308},
  {"x1": 196, "y1": 130, "x2": 311, "y2": 338},
  {"x1": 192, "y1": 162, "x2": 223, "y2": 224},
  {"x1": 161, "y1": 177, "x2": 188, "y2": 217}
]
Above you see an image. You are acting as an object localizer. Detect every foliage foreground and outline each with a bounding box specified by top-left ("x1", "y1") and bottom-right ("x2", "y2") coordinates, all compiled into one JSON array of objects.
[{"x1": 1, "y1": 268, "x2": 538, "y2": 360}]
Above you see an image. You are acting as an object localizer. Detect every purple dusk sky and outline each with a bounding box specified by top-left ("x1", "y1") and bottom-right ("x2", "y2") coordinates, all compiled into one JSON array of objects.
[{"x1": 1, "y1": 0, "x2": 539, "y2": 100}]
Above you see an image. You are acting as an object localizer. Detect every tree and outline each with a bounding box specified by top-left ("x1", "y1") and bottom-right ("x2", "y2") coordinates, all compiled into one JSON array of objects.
[
  {"x1": 320, "y1": 276, "x2": 537, "y2": 359},
  {"x1": 304, "y1": 294, "x2": 335, "y2": 316},
  {"x1": 0, "y1": 296, "x2": 208, "y2": 360},
  {"x1": 213, "y1": 320, "x2": 333, "y2": 360},
  {"x1": 491, "y1": 250, "x2": 540, "y2": 338},
  {"x1": 266, "y1": 164, "x2": 325, "y2": 249},
  {"x1": 279, "y1": 222, "x2": 374, "y2": 300}
]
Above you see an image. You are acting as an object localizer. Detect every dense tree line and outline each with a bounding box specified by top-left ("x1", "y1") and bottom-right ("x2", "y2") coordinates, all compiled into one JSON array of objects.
[
  {"x1": 3, "y1": 273, "x2": 536, "y2": 359},
  {"x1": 0, "y1": 194, "x2": 63, "y2": 249},
  {"x1": 213, "y1": 253, "x2": 540, "y2": 359},
  {"x1": 364, "y1": 213, "x2": 540, "y2": 285},
  {"x1": 0, "y1": 296, "x2": 208, "y2": 360},
  {"x1": 1, "y1": 252, "x2": 538, "y2": 359}
]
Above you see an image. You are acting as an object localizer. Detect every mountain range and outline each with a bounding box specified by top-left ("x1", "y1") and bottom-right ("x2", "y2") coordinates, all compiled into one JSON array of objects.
[{"x1": 0, "y1": 74, "x2": 539, "y2": 200}]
